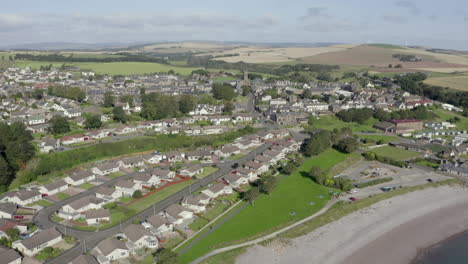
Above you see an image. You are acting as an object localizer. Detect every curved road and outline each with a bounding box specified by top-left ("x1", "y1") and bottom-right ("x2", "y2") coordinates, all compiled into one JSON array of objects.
[{"x1": 37, "y1": 142, "x2": 273, "y2": 264}]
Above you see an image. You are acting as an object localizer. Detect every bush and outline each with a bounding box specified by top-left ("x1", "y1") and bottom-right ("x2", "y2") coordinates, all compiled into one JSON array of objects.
[{"x1": 132, "y1": 190, "x2": 143, "y2": 199}]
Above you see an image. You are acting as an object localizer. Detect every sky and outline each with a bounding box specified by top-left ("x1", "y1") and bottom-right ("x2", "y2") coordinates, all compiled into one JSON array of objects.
[{"x1": 1, "y1": 0, "x2": 467, "y2": 50}]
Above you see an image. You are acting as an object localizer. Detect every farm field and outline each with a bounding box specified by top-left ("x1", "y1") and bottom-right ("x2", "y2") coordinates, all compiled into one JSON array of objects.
[
  {"x1": 177, "y1": 149, "x2": 356, "y2": 264},
  {"x1": 424, "y1": 74, "x2": 468, "y2": 91},
  {"x1": 14, "y1": 61, "x2": 201, "y2": 75},
  {"x1": 371, "y1": 146, "x2": 421, "y2": 161}
]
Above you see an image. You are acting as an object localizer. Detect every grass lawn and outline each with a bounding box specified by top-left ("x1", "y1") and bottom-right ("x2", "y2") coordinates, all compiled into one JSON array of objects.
[
  {"x1": 431, "y1": 108, "x2": 468, "y2": 131},
  {"x1": 371, "y1": 146, "x2": 421, "y2": 160},
  {"x1": 28, "y1": 200, "x2": 53, "y2": 207},
  {"x1": 57, "y1": 193, "x2": 70, "y2": 200},
  {"x1": 204, "y1": 201, "x2": 232, "y2": 221},
  {"x1": 79, "y1": 183, "x2": 96, "y2": 190},
  {"x1": 51, "y1": 214, "x2": 65, "y2": 222},
  {"x1": 357, "y1": 134, "x2": 399, "y2": 144},
  {"x1": 416, "y1": 160, "x2": 439, "y2": 169},
  {"x1": 109, "y1": 171, "x2": 125, "y2": 179},
  {"x1": 177, "y1": 149, "x2": 353, "y2": 263},
  {"x1": 310, "y1": 115, "x2": 378, "y2": 133},
  {"x1": 198, "y1": 167, "x2": 219, "y2": 178},
  {"x1": 139, "y1": 254, "x2": 155, "y2": 264},
  {"x1": 229, "y1": 153, "x2": 245, "y2": 160},
  {"x1": 34, "y1": 248, "x2": 62, "y2": 261},
  {"x1": 189, "y1": 217, "x2": 210, "y2": 231}
]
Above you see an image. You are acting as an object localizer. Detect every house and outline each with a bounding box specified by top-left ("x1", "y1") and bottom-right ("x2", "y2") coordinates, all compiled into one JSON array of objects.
[
  {"x1": 440, "y1": 163, "x2": 468, "y2": 176},
  {"x1": 118, "y1": 157, "x2": 145, "y2": 169},
  {"x1": 214, "y1": 146, "x2": 241, "y2": 158},
  {"x1": 39, "y1": 138, "x2": 60, "y2": 153},
  {"x1": 115, "y1": 180, "x2": 140, "y2": 197},
  {"x1": 95, "y1": 237, "x2": 129, "y2": 262},
  {"x1": 114, "y1": 125, "x2": 137, "y2": 135},
  {"x1": 163, "y1": 204, "x2": 194, "y2": 225},
  {"x1": 0, "y1": 219, "x2": 28, "y2": 234},
  {"x1": 209, "y1": 115, "x2": 231, "y2": 125},
  {"x1": 202, "y1": 126, "x2": 225, "y2": 135},
  {"x1": 71, "y1": 255, "x2": 99, "y2": 264},
  {"x1": 232, "y1": 114, "x2": 254, "y2": 123},
  {"x1": 233, "y1": 168, "x2": 258, "y2": 182},
  {"x1": 0, "y1": 203, "x2": 17, "y2": 219},
  {"x1": 122, "y1": 224, "x2": 158, "y2": 250},
  {"x1": 181, "y1": 194, "x2": 211, "y2": 213},
  {"x1": 255, "y1": 155, "x2": 275, "y2": 166},
  {"x1": 144, "y1": 151, "x2": 166, "y2": 164},
  {"x1": 262, "y1": 150, "x2": 283, "y2": 162},
  {"x1": 201, "y1": 183, "x2": 233, "y2": 198},
  {"x1": 92, "y1": 161, "x2": 121, "y2": 176},
  {"x1": 178, "y1": 165, "x2": 204, "y2": 177},
  {"x1": 186, "y1": 150, "x2": 212, "y2": 162},
  {"x1": 244, "y1": 161, "x2": 269, "y2": 174},
  {"x1": 13, "y1": 228, "x2": 62, "y2": 256},
  {"x1": 38, "y1": 179, "x2": 69, "y2": 196},
  {"x1": 84, "y1": 209, "x2": 110, "y2": 225},
  {"x1": 374, "y1": 119, "x2": 423, "y2": 134},
  {"x1": 1, "y1": 190, "x2": 42, "y2": 206},
  {"x1": 145, "y1": 214, "x2": 173, "y2": 237},
  {"x1": 61, "y1": 134, "x2": 90, "y2": 145},
  {"x1": 0, "y1": 245, "x2": 22, "y2": 264},
  {"x1": 96, "y1": 187, "x2": 121, "y2": 202},
  {"x1": 257, "y1": 131, "x2": 274, "y2": 141},
  {"x1": 150, "y1": 169, "x2": 176, "y2": 181},
  {"x1": 133, "y1": 172, "x2": 161, "y2": 187},
  {"x1": 61, "y1": 195, "x2": 104, "y2": 218},
  {"x1": 64, "y1": 170, "x2": 96, "y2": 186},
  {"x1": 87, "y1": 130, "x2": 112, "y2": 140},
  {"x1": 166, "y1": 151, "x2": 184, "y2": 162},
  {"x1": 223, "y1": 174, "x2": 249, "y2": 188}
]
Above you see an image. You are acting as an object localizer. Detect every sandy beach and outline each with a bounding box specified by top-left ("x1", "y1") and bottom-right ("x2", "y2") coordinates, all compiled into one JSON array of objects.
[{"x1": 236, "y1": 185, "x2": 468, "y2": 264}]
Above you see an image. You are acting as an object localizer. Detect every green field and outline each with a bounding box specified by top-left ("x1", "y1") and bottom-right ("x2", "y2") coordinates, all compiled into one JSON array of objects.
[
  {"x1": 371, "y1": 146, "x2": 421, "y2": 160},
  {"x1": 357, "y1": 134, "x2": 399, "y2": 144},
  {"x1": 14, "y1": 60, "x2": 201, "y2": 75},
  {"x1": 310, "y1": 115, "x2": 378, "y2": 132},
  {"x1": 177, "y1": 149, "x2": 354, "y2": 263},
  {"x1": 198, "y1": 167, "x2": 219, "y2": 178},
  {"x1": 367, "y1": 43, "x2": 404, "y2": 49},
  {"x1": 432, "y1": 108, "x2": 468, "y2": 130}
]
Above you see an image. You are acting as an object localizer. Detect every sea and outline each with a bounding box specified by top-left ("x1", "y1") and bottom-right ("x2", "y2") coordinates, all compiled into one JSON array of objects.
[{"x1": 413, "y1": 231, "x2": 468, "y2": 264}]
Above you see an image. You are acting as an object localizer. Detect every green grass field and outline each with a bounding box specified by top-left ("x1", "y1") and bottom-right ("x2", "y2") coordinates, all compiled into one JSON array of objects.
[
  {"x1": 177, "y1": 149, "x2": 354, "y2": 263},
  {"x1": 310, "y1": 115, "x2": 378, "y2": 133},
  {"x1": 198, "y1": 167, "x2": 219, "y2": 178},
  {"x1": 371, "y1": 146, "x2": 421, "y2": 160},
  {"x1": 79, "y1": 183, "x2": 95, "y2": 190},
  {"x1": 57, "y1": 193, "x2": 70, "y2": 200},
  {"x1": 432, "y1": 108, "x2": 468, "y2": 130},
  {"x1": 357, "y1": 134, "x2": 400, "y2": 144}
]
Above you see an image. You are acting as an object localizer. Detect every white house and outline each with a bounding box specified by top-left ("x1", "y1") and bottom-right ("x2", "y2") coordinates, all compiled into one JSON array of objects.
[
  {"x1": 223, "y1": 174, "x2": 249, "y2": 188},
  {"x1": 13, "y1": 228, "x2": 62, "y2": 256},
  {"x1": 145, "y1": 215, "x2": 173, "y2": 237},
  {"x1": 0, "y1": 203, "x2": 17, "y2": 219},
  {"x1": 201, "y1": 183, "x2": 233, "y2": 198},
  {"x1": 39, "y1": 138, "x2": 60, "y2": 153},
  {"x1": 38, "y1": 179, "x2": 69, "y2": 196},
  {"x1": 118, "y1": 157, "x2": 145, "y2": 169},
  {"x1": 96, "y1": 187, "x2": 121, "y2": 202},
  {"x1": 181, "y1": 194, "x2": 211, "y2": 213},
  {"x1": 61, "y1": 195, "x2": 104, "y2": 217},
  {"x1": 133, "y1": 172, "x2": 161, "y2": 188},
  {"x1": 92, "y1": 161, "x2": 121, "y2": 176},
  {"x1": 163, "y1": 204, "x2": 194, "y2": 225},
  {"x1": 95, "y1": 237, "x2": 129, "y2": 263},
  {"x1": 1, "y1": 190, "x2": 42, "y2": 206},
  {"x1": 150, "y1": 169, "x2": 176, "y2": 181},
  {"x1": 144, "y1": 152, "x2": 166, "y2": 164},
  {"x1": 178, "y1": 165, "x2": 203, "y2": 177},
  {"x1": 64, "y1": 170, "x2": 96, "y2": 186},
  {"x1": 0, "y1": 246, "x2": 22, "y2": 264},
  {"x1": 115, "y1": 180, "x2": 140, "y2": 197},
  {"x1": 61, "y1": 134, "x2": 90, "y2": 145},
  {"x1": 122, "y1": 224, "x2": 158, "y2": 250},
  {"x1": 84, "y1": 209, "x2": 110, "y2": 225}
]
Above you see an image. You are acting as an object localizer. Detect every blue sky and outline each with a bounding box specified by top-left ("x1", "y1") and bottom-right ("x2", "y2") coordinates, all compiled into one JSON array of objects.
[{"x1": 1, "y1": 0, "x2": 467, "y2": 50}]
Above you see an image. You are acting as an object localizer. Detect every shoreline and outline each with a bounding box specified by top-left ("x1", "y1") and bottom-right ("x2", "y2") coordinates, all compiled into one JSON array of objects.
[{"x1": 235, "y1": 185, "x2": 468, "y2": 264}]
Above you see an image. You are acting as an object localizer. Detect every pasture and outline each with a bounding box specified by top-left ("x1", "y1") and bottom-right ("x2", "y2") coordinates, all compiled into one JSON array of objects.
[{"x1": 424, "y1": 75, "x2": 468, "y2": 91}]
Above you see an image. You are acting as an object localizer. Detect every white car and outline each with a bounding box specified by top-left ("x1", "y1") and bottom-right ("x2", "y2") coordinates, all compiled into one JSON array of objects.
[{"x1": 348, "y1": 188, "x2": 358, "y2": 194}]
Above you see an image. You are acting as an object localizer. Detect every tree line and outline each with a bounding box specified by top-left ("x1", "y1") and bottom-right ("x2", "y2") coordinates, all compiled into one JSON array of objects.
[
  {"x1": 47, "y1": 85, "x2": 86, "y2": 102},
  {"x1": 14, "y1": 53, "x2": 168, "y2": 64},
  {"x1": 335, "y1": 106, "x2": 437, "y2": 124}
]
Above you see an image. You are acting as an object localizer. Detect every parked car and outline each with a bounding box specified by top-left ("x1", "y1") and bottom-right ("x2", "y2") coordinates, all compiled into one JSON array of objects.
[
  {"x1": 348, "y1": 188, "x2": 358, "y2": 194},
  {"x1": 381, "y1": 187, "x2": 392, "y2": 192},
  {"x1": 41, "y1": 194, "x2": 48, "y2": 197},
  {"x1": 14, "y1": 216, "x2": 24, "y2": 219},
  {"x1": 427, "y1": 178, "x2": 433, "y2": 183},
  {"x1": 349, "y1": 197, "x2": 358, "y2": 201}
]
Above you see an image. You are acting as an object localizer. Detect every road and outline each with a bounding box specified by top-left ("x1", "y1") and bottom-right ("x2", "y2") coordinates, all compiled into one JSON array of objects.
[{"x1": 38, "y1": 142, "x2": 273, "y2": 264}]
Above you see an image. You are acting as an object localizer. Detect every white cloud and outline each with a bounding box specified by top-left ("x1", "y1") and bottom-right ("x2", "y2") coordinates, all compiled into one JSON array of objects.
[
  {"x1": 395, "y1": 1, "x2": 421, "y2": 15},
  {"x1": 300, "y1": 7, "x2": 329, "y2": 21}
]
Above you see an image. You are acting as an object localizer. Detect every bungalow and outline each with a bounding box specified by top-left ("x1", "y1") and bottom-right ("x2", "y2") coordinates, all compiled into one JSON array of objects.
[
  {"x1": 166, "y1": 151, "x2": 184, "y2": 162},
  {"x1": 0, "y1": 245, "x2": 22, "y2": 264},
  {"x1": 0, "y1": 203, "x2": 17, "y2": 219},
  {"x1": 257, "y1": 131, "x2": 274, "y2": 141},
  {"x1": 181, "y1": 194, "x2": 211, "y2": 213},
  {"x1": 163, "y1": 204, "x2": 194, "y2": 225},
  {"x1": 87, "y1": 130, "x2": 112, "y2": 140},
  {"x1": 223, "y1": 174, "x2": 249, "y2": 188},
  {"x1": 133, "y1": 172, "x2": 161, "y2": 187},
  {"x1": 39, "y1": 138, "x2": 60, "y2": 153},
  {"x1": 202, "y1": 126, "x2": 225, "y2": 135},
  {"x1": 255, "y1": 155, "x2": 275, "y2": 166},
  {"x1": 150, "y1": 169, "x2": 175, "y2": 181},
  {"x1": 209, "y1": 115, "x2": 231, "y2": 125},
  {"x1": 1, "y1": 190, "x2": 42, "y2": 206},
  {"x1": 95, "y1": 237, "x2": 129, "y2": 262},
  {"x1": 214, "y1": 146, "x2": 241, "y2": 158},
  {"x1": 145, "y1": 214, "x2": 173, "y2": 237},
  {"x1": 277, "y1": 139, "x2": 300, "y2": 152},
  {"x1": 61, "y1": 134, "x2": 90, "y2": 145},
  {"x1": 185, "y1": 150, "x2": 212, "y2": 162},
  {"x1": 64, "y1": 170, "x2": 96, "y2": 186},
  {"x1": 144, "y1": 151, "x2": 166, "y2": 164},
  {"x1": 201, "y1": 183, "x2": 233, "y2": 198},
  {"x1": 84, "y1": 209, "x2": 110, "y2": 225},
  {"x1": 114, "y1": 125, "x2": 137, "y2": 135},
  {"x1": 92, "y1": 161, "x2": 121, "y2": 176},
  {"x1": 71, "y1": 255, "x2": 99, "y2": 264},
  {"x1": 38, "y1": 179, "x2": 68, "y2": 196},
  {"x1": 440, "y1": 163, "x2": 468, "y2": 176},
  {"x1": 262, "y1": 150, "x2": 283, "y2": 162},
  {"x1": 13, "y1": 228, "x2": 62, "y2": 256},
  {"x1": 122, "y1": 224, "x2": 158, "y2": 250},
  {"x1": 232, "y1": 114, "x2": 254, "y2": 123},
  {"x1": 115, "y1": 180, "x2": 140, "y2": 197},
  {"x1": 232, "y1": 139, "x2": 258, "y2": 150},
  {"x1": 118, "y1": 157, "x2": 145, "y2": 169},
  {"x1": 244, "y1": 161, "x2": 269, "y2": 174},
  {"x1": 61, "y1": 195, "x2": 105, "y2": 215},
  {"x1": 178, "y1": 165, "x2": 204, "y2": 177},
  {"x1": 233, "y1": 168, "x2": 258, "y2": 182},
  {"x1": 0, "y1": 219, "x2": 28, "y2": 234},
  {"x1": 96, "y1": 187, "x2": 121, "y2": 202},
  {"x1": 271, "y1": 129, "x2": 290, "y2": 139}
]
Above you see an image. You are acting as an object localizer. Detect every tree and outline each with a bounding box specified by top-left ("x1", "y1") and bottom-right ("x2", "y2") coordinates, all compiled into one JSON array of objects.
[
  {"x1": 132, "y1": 190, "x2": 142, "y2": 199},
  {"x1": 140, "y1": 87, "x2": 146, "y2": 95},
  {"x1": 0, "y1": 156, "x2": 13, "y2": 190},
  {"x1": 112, "y1": 107, "x2": 128, "y2": 124},
  {"x1": 119, "y1": 95, "x2": 134, "y2": 107},
  {"x1": 153, "y1": 248, "x2": 178, "y2": 264},
  {"x1": 282, "y1": 163, "x2": 296, "y2": 175},
  {"x1": 334, "y1": 137, "x2": 360, "y2": 153},
  {"x1": 309, "y1": 167, "x2": 327, "y2": 185},
  {"x1": 223, "y1": 101, "x2": 235, "y2": 114},
  {"x1": 212, "y1": 83, "x2": 236, "y2": 100},
  {"x1": 242, "y1": 85, "x2": 252, "y2": 96},
  {"x1": 259, "y1": 175, "x2": 277, "y2": 194},
  {"x1": 103, "y1": 91, "x2": 115, "y2": 107},
  {"x1": 179, "y1": 94, "x2": 195, "y2": 114},
  {"x1": 84, "y1": 114, "x2": 102, "y2": 129},
  {"x1": 242, "y1": 187, "x2": 260, "y2": 203},
  {"x1": 6, "y1": 228, "x2": 20, "y2": 241},
  {"x1": 48, "y1": 115, "x2": 70, "y2": 135},
  {"x1": 141, "y1": 93, "x2": 179, "y2": 120},
  {"x1": 32, "y1": 89, "x2": 44, "y2": 100}
]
